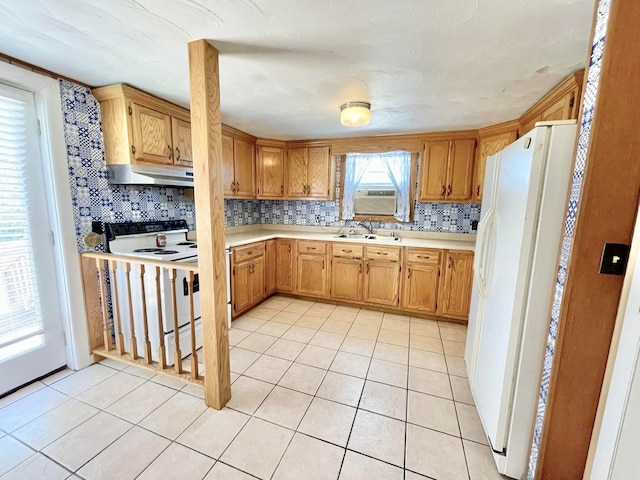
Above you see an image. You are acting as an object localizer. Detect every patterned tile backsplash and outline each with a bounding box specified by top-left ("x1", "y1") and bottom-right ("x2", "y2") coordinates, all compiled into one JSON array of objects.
[{"x1": 61, "y1": 79, "x2": 195, "y2": 252}]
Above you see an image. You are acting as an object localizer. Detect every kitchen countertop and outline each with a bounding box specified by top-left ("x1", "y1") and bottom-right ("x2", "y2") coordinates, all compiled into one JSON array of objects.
[{"x1": 223, "y1": 225, "x2": 476, "y2": 251}]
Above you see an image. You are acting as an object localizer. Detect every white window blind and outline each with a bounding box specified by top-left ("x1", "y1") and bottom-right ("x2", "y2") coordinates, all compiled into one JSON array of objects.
[{"x1": 0, "y1": 86, "x2": 44, "y2": 359}]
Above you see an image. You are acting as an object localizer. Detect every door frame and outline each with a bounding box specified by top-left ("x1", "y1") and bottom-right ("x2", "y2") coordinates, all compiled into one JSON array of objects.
[{"x1": 0, "y1": 62, "x2": 91, "y2": 372}]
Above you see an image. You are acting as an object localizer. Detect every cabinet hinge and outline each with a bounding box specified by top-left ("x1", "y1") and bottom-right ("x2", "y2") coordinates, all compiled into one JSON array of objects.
[{"x1": 128, "y1": 105, "x2": 132, "y2": 115}]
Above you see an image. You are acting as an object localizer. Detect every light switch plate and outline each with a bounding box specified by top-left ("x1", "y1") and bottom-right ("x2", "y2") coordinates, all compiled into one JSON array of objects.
[{"x1": 599, "y1": 243, "x2": 630, "y2": 275}]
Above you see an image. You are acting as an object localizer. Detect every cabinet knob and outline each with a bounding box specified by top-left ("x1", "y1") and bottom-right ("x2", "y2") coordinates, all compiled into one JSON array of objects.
[
  {"x1": 131, "y1": 145, "x2": 136, "y2": 155},
  {"x1": 447, "y1": 185, "x2": 452, "y2": 196},
  {"x1": 417, "y1": 255, "x2": 429, "y2": 260},
  {"x1": 167, "y1": 145, "x2": 173, "y2": 159},
  {"x1": 477, "y1": 185, "x2": 481, "y2": 197},
  {"x1": 343, "y1": 249, "x2": 352, "y2": 253},
  {"x1": 408, "y1": 269, "x2": 412, "y2": 279},
  {"x1": 176, "y1": 147, "x2": 181, "y2": 161},
  {"x1": 280, "y1": 185, "x2": 284, "y2": 195},
  {"x1": 440, "y1": 185, "x2": 445, "y2": 197}
]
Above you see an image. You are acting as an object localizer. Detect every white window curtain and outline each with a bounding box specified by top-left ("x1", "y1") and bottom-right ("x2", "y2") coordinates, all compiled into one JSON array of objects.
[
  {"x1": 341, "y1": 153, "x2": 370, "y2": 219},
  {"x1": 380, "y1": 151, "x2": 412, "y2": 222}
]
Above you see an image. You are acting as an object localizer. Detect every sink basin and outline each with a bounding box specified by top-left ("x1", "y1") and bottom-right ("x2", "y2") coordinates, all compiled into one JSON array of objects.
[{"x1": 333, "y1": 233, "x2": 377, "y2": 240}]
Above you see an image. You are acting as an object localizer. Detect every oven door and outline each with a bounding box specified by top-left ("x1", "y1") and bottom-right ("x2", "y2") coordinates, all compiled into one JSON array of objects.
[{"x1": 161, "y1": 268, "x2": 201, "y2": 333}]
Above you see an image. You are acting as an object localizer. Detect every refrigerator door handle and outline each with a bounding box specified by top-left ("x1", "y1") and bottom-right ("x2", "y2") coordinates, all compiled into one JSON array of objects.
[{"x1": 474, "y1": 208, "x2": 495, "y2": 299}]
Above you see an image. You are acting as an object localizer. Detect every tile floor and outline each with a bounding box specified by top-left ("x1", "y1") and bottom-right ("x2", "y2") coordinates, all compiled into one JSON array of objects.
[{"x1": 0, "y1": 297, "x2": 505, "y2": 479}]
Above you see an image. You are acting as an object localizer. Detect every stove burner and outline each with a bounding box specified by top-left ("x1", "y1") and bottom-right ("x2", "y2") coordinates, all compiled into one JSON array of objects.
[
  {"x1": 155, "y1": 250, "x2": 179, "y2": 255},
  {"x1": 177, "y1": 242, "x2": 196, "y2": 246},
  {"x1": 133, "y1": 248, "x2": 163, "y2": 253},
  {"x1": 189, "y1": 245, "x2": 197, "y2": 249}
]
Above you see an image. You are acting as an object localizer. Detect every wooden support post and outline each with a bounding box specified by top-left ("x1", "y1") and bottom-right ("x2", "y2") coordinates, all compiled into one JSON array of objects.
[
  {"x1": 169, "y1": 268, "x2": 182, "y2": 374},
  {"x1": 124, "y1": 262, "x2": 138, "y2": 360},
  {"x1": 139, "y1": 265, "x2": 152, "y2": 364},
  {"x1": 187, "y1": 271, "x2": 199, "y2": 380},
  {"x1": 188, "y1": 39, "x2": 231, "y2": 409},
  {"x1": 154, "y1": 266, "x2": 167, "y2": 370},
  {"x1": 108, "y1": 260, "x2": 125, "y2": 355}
]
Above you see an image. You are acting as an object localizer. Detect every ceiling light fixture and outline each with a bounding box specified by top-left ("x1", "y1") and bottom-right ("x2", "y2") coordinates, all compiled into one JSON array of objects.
[{"x1": 340, "y1": 101, "x2": 371, "y2": 127}]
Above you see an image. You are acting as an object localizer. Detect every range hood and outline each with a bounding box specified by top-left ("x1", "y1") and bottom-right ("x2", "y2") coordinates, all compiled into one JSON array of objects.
[{"x1": 107, "y1": 164, "x2": 194, "y2": 188}]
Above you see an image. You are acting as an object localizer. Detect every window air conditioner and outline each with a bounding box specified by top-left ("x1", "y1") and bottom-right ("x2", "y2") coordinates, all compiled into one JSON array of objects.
[{"x1": 353, "y1": 189, "x2": 397, "y2": 215}]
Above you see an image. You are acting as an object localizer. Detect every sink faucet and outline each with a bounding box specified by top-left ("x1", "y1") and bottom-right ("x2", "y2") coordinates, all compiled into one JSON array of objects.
[{"x1": 357, "y1": 220, "x2": 374, "y2": 235}]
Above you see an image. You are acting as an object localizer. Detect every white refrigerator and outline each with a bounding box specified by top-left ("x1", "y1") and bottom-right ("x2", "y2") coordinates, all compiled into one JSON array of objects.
[{"x1": 465, "y1": 121, "x2": 577, "y2": 479}]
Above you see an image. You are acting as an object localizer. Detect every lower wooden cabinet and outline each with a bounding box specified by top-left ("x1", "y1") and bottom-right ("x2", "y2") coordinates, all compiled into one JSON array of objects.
[
  {"x1": 330, "y1": 257, "x2": 363, "y2": 302},
  {"x1": 402, "y1": 262, "x2": 440, "y2": 314},
  {"x1": 231, "y1": 242, "x2": 265, "y2": 317},
  {"x1": 275, "y1": 238, "x2": 294, "y2": 292},
  {"x1": 296, "y1": 248, "x2": 327, "y2": 298},
  {"x1": 438, "y1": 250, "x2": 474, "y2": 320},
  {"x1": 364, "y1": 260, "x2": 401, "y2": 306},
  {"x1": 265, "y1": 239, "x2": 277, "y2": 296}
]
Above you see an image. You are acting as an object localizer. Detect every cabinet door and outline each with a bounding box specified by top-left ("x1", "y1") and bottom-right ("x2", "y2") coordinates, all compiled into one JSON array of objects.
[
  {"x1": 296, "y1": 254, "x2": 327, "y2": 297},
  {"x1": 446, "y1": 139, "x2": 475, "y2": 201},
  {"x1": 130, "y1": 103, "x2": 173, "y2": 165},
  {"x1": 286, "y1": 147, "x2": 308, "y2": 197},
  {"x1": 251, "y1": 257, "x2": 265, "y2": 305},
  {"x1": 276, "y1": 239, "x2": 293, "y2": 292},
  {"x1": 541, "y1": 91, "x2": 576, "y2": 122},
  {"x1": 232, "y1": 262, "x2": 252, "y2": 316},
  {"x1": 222, "y1": 134, "x2": 235, "y2": 196},
  {"x1": 418, "y1": 141, "x2": 449, "y2": 201},
  {"x1": 330, "y1": 257, "x2": 363, "y2": 302},
  {"x1": 439, "y1": 251, "x2": 474, "y2": 320},
  {"x1": 171, "y1": 118, "x2": 193, "y2": 167},
  {"x1": 364, "y1": 261, "x2": 400, "y2": 306},
  {"x1": 402, "y1": 263, "x2": 440, "y2": 313},
  {"x1": 257, "y1": 146, "x2": 285, "y2": 198},
  {"x1": 473, "y1": 132, "x2": 516, "y2": 202},
  {"x1": 265, "y1": 239, "x2": 277, "y2": 296},
  {"x1": 307, "y1": 146, "x2": 331, "y2": 199},
  {"x1": 234, "y1": 138, "x2": 256, "y2": 198}
]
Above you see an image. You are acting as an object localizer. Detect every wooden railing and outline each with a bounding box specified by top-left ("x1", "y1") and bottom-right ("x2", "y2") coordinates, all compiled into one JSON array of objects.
[{"x1": 80, "y1": 252, "x2": 203, "y2": 385}]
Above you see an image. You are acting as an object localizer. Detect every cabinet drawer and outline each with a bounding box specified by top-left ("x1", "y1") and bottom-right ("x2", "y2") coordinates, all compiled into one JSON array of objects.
[
  {"x1": 406, "y1": 248, "x2": 441, "y2": 264},
  {"x1": 332, "y1": 243, "x2": 364, "y2": 258},
  {"x1": 298, "y1": 240, "x2": 327, "y2": 255},
  {"x1": 365, "y1": 245, "x2": 401, "y2": 262},
  {"x1": 233, "y1": 242, "x2": 264, "y2": 263}
]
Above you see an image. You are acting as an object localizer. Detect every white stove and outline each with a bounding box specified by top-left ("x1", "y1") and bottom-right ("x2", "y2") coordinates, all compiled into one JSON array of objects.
[{"x1": 105, "y1": 220, "x2": 202, "y2": 366}]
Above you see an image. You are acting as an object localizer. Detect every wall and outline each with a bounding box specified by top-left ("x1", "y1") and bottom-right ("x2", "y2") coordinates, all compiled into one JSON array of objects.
[{"x1": 60, "y1": 79, "x2": 196, "y2": 252}]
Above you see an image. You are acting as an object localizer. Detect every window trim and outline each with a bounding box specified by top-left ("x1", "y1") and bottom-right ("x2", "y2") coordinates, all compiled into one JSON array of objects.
[{"x1": 339, "y1": 151, "x2": 419, "y2": 223}]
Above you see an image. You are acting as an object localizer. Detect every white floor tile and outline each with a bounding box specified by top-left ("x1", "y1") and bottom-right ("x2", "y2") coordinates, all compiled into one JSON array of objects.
[
  {"x1": 339, "y1": 450, "x2": 404, "y2": 480},
  {"x1": 377, "y1": 329, "x2": 409, "y2": 347},
  {"x1": 221, "y1": 417, "x2": 294, "y2": 479},
  {"x1": 271, "y1": 311, "x2": 303, "y2": 325},
  {"x1": 464, "y1": 439, "x2": 504, "y2": 480},
  {"x1": 265, "y1": 338, "x2": 307, "y2": 361},
  {"x1": 204, "y1": 462, "x2": 255, "y2": 479},
  {"x1": 281, "y1": 325, "x2": 318, "y2": 343},
  {"x1": 236, "y1": 332, "x2": 277, "y2": 354},
  {"x1": 340, "y1": 337, "x2": 376, "y2": 356},
  {"x1": 226, "y1": 376, "x2": 274, "y2": 415},
  {"x1": 309, "y1": 331, "x2": 345, "y2": 350},
  {"x1": 137, "y1": 442, "x2": 214, "y2": 480},
  {"x1": 405, "y1": 423, "x2": 467, "y2": 480},
  {"x1": 0, "y1": 387, "x2": 68, "y2": 432},
  {"x1": 298, "y1": 397, "x2": 356, "y2": 447},
  {"x1": 12, "y1": 398, "x2": 99, "y2": 450},
  {"x1": 316, "y1": 372, "x2": 364, "y2": 407},
  {"x1": 0, "y1": 381, "x2": 44, "y2": 409},
  {"x1": 457, "y1": 402, "x2": 488, "y2": 445},
  {"x1": 0, "y1": 436, "x2": 34, "y2": 475},
  {"x1": 98, "y1": 358, "x2": 128, "y2": 370},
  {"x1": 408, "y1": 366, "x2": 452, "y2": 399},
  {"x1": 43, "y1": 411, "x2": 131, "y2": 472},
  {"x1": 373, "y1": 343, "x2": 409, "y2": 364},
  {"x1": 77, "y1": 426, "x2": 170, "y2": 480},
  {"x1": 254, "y1": 386, "x2": 313, "y2": 429},
  {"x1": 122, "y1": 365, "x2": 156, "y2": 380},
  {"x1": 329, "y1": 351, "x2": 371, "y2": 378},
  {"x1": 49, "y1": 364, "x2": 116, "y2": 397},
  {"x1": 229, "y1": 347, "x2": 261, "y2": 374},
  {"x1": 360, "y1": 381, "x2": 407, "y2": 421},
  {"x1": 106, "y1": 382, "x2": 176, "y2": 424},
  {"x1": 41, "y1": 368, "x2": 75, "y2": 385},
  {"x1": 273, "y1": 432, "x2": 344, "y2": 480},
  {"x1": 295, "y1": 315, "x2": 325, "y2": 329},
  {"x1": 177, "y1": 407, "x2": 249, "y2": 458},
  {"x1": 140, "y1": 391, "x2": 208, "y2": 439},
  {"x1": 347, "y1": 410, "x2": 405, "y2": 467},
  {"x1": 296, "y1": 344, "x2": 337, "y2": 369},
  {"x1": 278, "y1": 363, "x2": 326, "y2": 395},
  {"x1": 446, "y1": 355, "x2": 468, "y2": 378},
  {"x1": 228, "y1": 328, "x2": 251, "y2": 346},
  {"x1": 255, "y1": 320, "x2": 292, "y2": 337},
  {"x1": 440, "y1": 326, "x2": 467, "y2": 343},
  {"x1": 244, "y1": 355, "x2": 292, "y2": 384},
  {"x1": 366, "y1": 358, "x2": 408, "y2": 388},
  {"x1": 1, "y1": 452, "x2": 70, "y2": 480},
  {"x1": 320, "y1": 319, "x2": 353, "y2": 335},
  {"x1": 410, "y1": 334, "x2": 444, "y2": 353},
  {"x1": 409, "y1": 349, "x2": 447, "y2": 373},
  {"x1": 410, "y1": 322, "x2": 440, "y2": 338},
  {"x1": 450, "y1": 375, "x2": 475, "y2": 405},
  {"x1": 443, "y1": 340, "x2": 466, "y2": 357},
  {"x1": 407, "y1": 390, "x2": 459, "y2": 436},
  {"x1": 231, "y1": 315, "x2": 267, "y2": 332},
  {"x1": 77, "y1": 371, "x2": 145, "y2": 409},
  {"x1": 381, "y1": 318, "x2": 411, "y2": 334},
  {"x1": 149, "y1": 374, "x2": 189, "y2": 391}
]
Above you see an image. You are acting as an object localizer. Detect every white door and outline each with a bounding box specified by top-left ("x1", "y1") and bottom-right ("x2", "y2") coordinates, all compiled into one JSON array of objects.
[
  {"x1": 0, "y1": 82, "x2": 66, "y2": 394},
  {"x1": 471, "y1": 128, "x2": 548, "y2": 452}
]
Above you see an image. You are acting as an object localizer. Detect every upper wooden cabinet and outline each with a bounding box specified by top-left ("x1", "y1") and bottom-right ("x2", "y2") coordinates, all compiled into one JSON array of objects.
[
  {"x1": 257, "y1": 145, "x2": 285, "y2": 199},
  {"x1": 222, "y1": 129, "x2": 256, "y2": 198},
  {"x1": 519, "y1": 71, "x2": 584, "y2": 136},
  {"x1": 419, "y1": 138, "x2": 476, "y2": 202},
  {"x1": 474, "y1": 124, "x2": 519, "y2": 203},
  {"x1": 93, "y1": 84, "x2": 192, "y2": 169},
  {"x1": 286, "y1": 146, "x2": 335, "y2": 200}
]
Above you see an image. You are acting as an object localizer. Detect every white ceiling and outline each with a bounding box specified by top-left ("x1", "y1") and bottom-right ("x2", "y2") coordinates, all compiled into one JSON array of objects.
[{"x1": 0, "y1": 0, "x2": 595, "y2": 140}]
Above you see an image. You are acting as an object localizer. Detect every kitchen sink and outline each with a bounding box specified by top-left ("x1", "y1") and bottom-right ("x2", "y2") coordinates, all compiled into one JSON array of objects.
[{"x1": 333, "y1": 233, "x2": 376, "y2": 240}]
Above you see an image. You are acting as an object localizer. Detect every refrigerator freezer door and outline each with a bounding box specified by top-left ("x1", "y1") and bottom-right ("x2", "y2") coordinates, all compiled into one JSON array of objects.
[{"x1": 472, "y1": 127, "x2": 550, "y2": 453}]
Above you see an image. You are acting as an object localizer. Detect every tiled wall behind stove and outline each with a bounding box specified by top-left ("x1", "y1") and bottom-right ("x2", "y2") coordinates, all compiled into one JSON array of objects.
[{"x1": 60, "y1": 80, "x2": 196, "y2": 252}]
